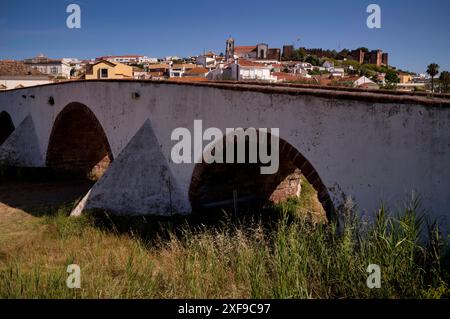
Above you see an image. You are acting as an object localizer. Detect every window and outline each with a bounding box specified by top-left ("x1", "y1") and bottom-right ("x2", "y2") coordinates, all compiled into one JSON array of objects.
[
  {"x1": 100, "y1": 68, "x2": 108, "y2": 78},
  {"x1": 51, "y1": 66, "x2": 58, "y2": 74}
]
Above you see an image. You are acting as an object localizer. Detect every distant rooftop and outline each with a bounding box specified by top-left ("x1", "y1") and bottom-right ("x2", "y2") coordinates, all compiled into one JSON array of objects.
[
  {"x1": 22, "y1": 54, "x2": 67, "y2": 65},
  {"x1": 0, "y1": 60, "x2": 46, "y2": 76},
  {"x1": 184, "y1": 67, "x2": 209, "y2": 75},
  {"x1": 238, "y1": 59, "x2": 267, "y2": 67},
  {"x1": 96, "y1": 55, "x2": 144, "y2": 60},
  {"x1": 234, "y1": 46, "x2": 257, "y2": 54}
]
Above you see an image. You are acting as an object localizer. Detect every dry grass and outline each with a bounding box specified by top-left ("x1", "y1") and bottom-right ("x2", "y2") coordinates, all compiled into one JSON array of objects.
[{"x1": 0, "y1": 182, "x2": 449, "y2": 299}]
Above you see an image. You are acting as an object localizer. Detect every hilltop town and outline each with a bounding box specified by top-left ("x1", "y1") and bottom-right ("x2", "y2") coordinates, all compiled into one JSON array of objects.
[{"x1": 0, "y1": 37, "x2": 449, "y2": 93}]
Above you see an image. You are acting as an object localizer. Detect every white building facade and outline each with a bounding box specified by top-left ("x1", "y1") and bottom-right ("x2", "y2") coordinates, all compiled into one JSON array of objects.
[{"x1": 23, "y1": 55, "x2": 71, "y2": 78}]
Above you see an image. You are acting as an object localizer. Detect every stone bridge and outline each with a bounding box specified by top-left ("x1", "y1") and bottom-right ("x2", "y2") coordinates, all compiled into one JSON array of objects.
[{"x1": 1, "y1": 80, "x2": 449, "y2": 230}]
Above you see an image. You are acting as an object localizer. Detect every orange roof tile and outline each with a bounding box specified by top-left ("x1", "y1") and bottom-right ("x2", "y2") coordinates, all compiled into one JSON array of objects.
[
  {"x1": 238, "y1": 59, "x2": 266, "y2": 67},
  {"x1": 0, "y1": 61, "x2": 45, "y2": 76},
  {"x1": 169, "y1": 77, "x2": 209, "y2": 82},
  {"x1": 234, "y1": 46, "x2": 256, "y2": 53},
  {"x1": 184, "y1": 67, "x2": 209, "y2": 75},
  {"x1": 148, "y1": 64, "x2": 169, "y2": 70},
  {"x1": 172, "y1": 63, "x2": 196, "y2": 69}
]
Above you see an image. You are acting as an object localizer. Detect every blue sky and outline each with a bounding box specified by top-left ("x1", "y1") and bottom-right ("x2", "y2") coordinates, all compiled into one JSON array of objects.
[{"x1": 0, "y1": 0, "x2": 449, "y2": 73}]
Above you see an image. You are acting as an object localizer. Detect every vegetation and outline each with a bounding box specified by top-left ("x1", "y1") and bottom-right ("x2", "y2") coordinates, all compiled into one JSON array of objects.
[
  {"x1": 382, "y1": 70, "x2": 401, "y2": 89},
  {"x1": 427, "y1": 63, "x2": 440, "y2": 93},
  {"x1": 304, "y1": 55, "x2": 320, "y2": 67},
  {"x1": 439, "y1": 71, "x2": 450, "y2": 93},
  {"x1": 0, "y1": 179, "x2": 448, "y2": 299},
  {"x1": 330, "y1": 80, "x2": 354, "y2": 88},
  {"x1": 308, "y1": 69, "x2": 326, "y2": 76}
]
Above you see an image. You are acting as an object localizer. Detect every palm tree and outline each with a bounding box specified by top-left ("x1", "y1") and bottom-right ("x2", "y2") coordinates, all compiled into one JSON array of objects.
[{"x1": 427, "y1": 63, "x2": 439, "y2": 93}]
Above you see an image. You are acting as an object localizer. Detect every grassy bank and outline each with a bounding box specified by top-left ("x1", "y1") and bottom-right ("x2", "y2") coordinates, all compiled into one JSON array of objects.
[{"x1": 1, "y1": 194, "x2": 449, "y2": 299}]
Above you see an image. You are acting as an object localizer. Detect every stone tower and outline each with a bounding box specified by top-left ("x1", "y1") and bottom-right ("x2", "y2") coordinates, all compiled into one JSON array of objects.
[{"x1": 225, "y1": 37, "x2": 235, "y2": 62}]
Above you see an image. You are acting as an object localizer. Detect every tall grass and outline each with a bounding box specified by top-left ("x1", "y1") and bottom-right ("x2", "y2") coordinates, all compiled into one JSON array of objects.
[{"x1": 0, "y1": 197, "x2": 449, "y2": 299}]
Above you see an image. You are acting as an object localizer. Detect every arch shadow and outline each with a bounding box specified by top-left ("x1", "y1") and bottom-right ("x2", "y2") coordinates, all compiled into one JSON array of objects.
[
  {"x1": 46, "y1": 102, "x2": 113, "y2": 180},
  {"x1": 0, "y1": 111, "x2": 15, "y2": 145},
  {"x1": 188, "y1": 131, "x2": 335, "y2": 221}
]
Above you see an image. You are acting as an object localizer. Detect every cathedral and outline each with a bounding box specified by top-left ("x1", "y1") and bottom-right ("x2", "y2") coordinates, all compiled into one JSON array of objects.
[{"x1": 225, "y1": 37, "x2": 281, "y2": 62}]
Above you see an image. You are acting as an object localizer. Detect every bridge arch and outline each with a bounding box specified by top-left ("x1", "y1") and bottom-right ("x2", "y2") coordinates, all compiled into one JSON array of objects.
[
  {"x1": 0, "y1": 111, "x2": 15, "y2": 145},
  {"x1": 46, "y1": 102, "x2": 113, "y2": 180},
  {"x1": 188, "y1": 131, "x2": 335, "y2": 221}
]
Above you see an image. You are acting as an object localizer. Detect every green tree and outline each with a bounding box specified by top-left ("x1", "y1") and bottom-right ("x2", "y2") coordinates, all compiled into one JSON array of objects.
[
  {"x1": 384, "y1": 69, "x2": 400, "y2": 89},
  {"x1": 426, "y1": 63, "x2": 440, "y2": 93},
  {"x1": 330, "y1": 49, "x2": 338, "y2": 59},
  {"x1": 292, "y1": 50, "x2": 303, "y2": 61},
  {"x1": 290, "y1": 48, "x2": 307, "y2": 62},
  {"x1": 439, "y1": 71, "x2": 450, "y2": 93},
  {"x1": 305, "y1": 55, "x2": 320, "y2": 66},
  {"x1": 356, "y1": 47, "x2": 369, "y2": 53},
  {"x1": 337, "y1": 49, "x2": 351, "y2": 60}
]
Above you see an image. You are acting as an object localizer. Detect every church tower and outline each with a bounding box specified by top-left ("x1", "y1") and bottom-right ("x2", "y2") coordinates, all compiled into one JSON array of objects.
[{"x1": 225, "y1": 37, "x2": 235, "y2": 62}]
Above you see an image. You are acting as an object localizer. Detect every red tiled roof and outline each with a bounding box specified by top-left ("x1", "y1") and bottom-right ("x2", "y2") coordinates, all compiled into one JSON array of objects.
[
  {"x1": 98, "y1": 55, "x2": 142, "y2": 59},
  {"x1": 238, "y1": 59, "x2": 266, "y2": 67},
  {"x1": 148, "y1": 64, "x2": 170, "y2": 70},
  {"x1": 0, "y1": 61, "x2": 45, "y2": 76},
  {"x1": 172, "y1": 63, "x2": 196, "y2": 69},
  {"x1": 91, "y1": 60, "x2": 117, "y2": 67},
  {"x1": 184, "y1": 67, "x2": 209, "y2": 75},
  {"x1": 234, "y1": 46, "x2": 256, "y2": 53},
  {"x1": 169, "y1": 77, "x2": 209, "y2": 82},
  {"x1": 272, "y1": 72, "x2": 304, "y2": 81}
]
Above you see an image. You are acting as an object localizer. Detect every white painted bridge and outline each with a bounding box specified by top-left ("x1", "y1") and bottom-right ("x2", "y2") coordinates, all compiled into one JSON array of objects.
[{"x1": 0, "y1": 80, "x2": 449, "y2": 231}]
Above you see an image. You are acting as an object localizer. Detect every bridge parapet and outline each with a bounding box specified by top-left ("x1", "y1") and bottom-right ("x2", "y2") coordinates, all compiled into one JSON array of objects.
[{"x1": 1, "y1": 81, "x2": 449, "y2": 232}]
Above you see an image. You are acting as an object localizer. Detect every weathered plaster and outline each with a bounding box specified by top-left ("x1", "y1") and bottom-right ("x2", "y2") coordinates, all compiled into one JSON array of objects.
[{"x1": 1, "y1": 81, "x2": 449, "y2": 231}]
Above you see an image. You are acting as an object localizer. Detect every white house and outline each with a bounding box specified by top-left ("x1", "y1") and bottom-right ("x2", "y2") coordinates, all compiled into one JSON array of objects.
[
  {"x1": 237, "y1": 59, "x2": 277, "y2": 82},
  {"x1": 23, "y1": 54, "x2": 71, "y2": 78},
  {"x1": 96, "y1": 55, "x2": 157, "y2": 65},
  {"x1": 207, "y1": 65, "x2": 228, "y2": 80},
  {"x1": 354, "y1": 76, "x2": 373, "y2": 87},
  {"x1": 353, "y1": 76, "x2": 379, "y2": 89},
  {"x1": 290, "y1": 62, "x2": 313, "y2": 75},
  {"x1": 169, "y1": 63, "x2": 196, "y2": 78},
  {"x1": 323, "y1": 60, "x2": 334, "y2": 70},
  {"x1": 138, "y1": 56, "x2": 158, "y2": 64},
  {"x1": 196, "y1": 55, "x2": 217, "y2": 69},
  {"x1": 165, "y1": 56, "x2": 181, "y2": 61},
  {"x1": 297, "y1": 62, "x2": 313, "y2": 71},
  {"x1": 330, "y1": 67, "x2": 345, "y2": 78},
  {"x1": 133, "y1": 66, "x2": 148, "y2": 79},
  {"x1": 0, "y1": 60, "x2": 52, "y2": 90},
  {"x1": 207, "y1": 60, "x2": 276, "y2": 82}
]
